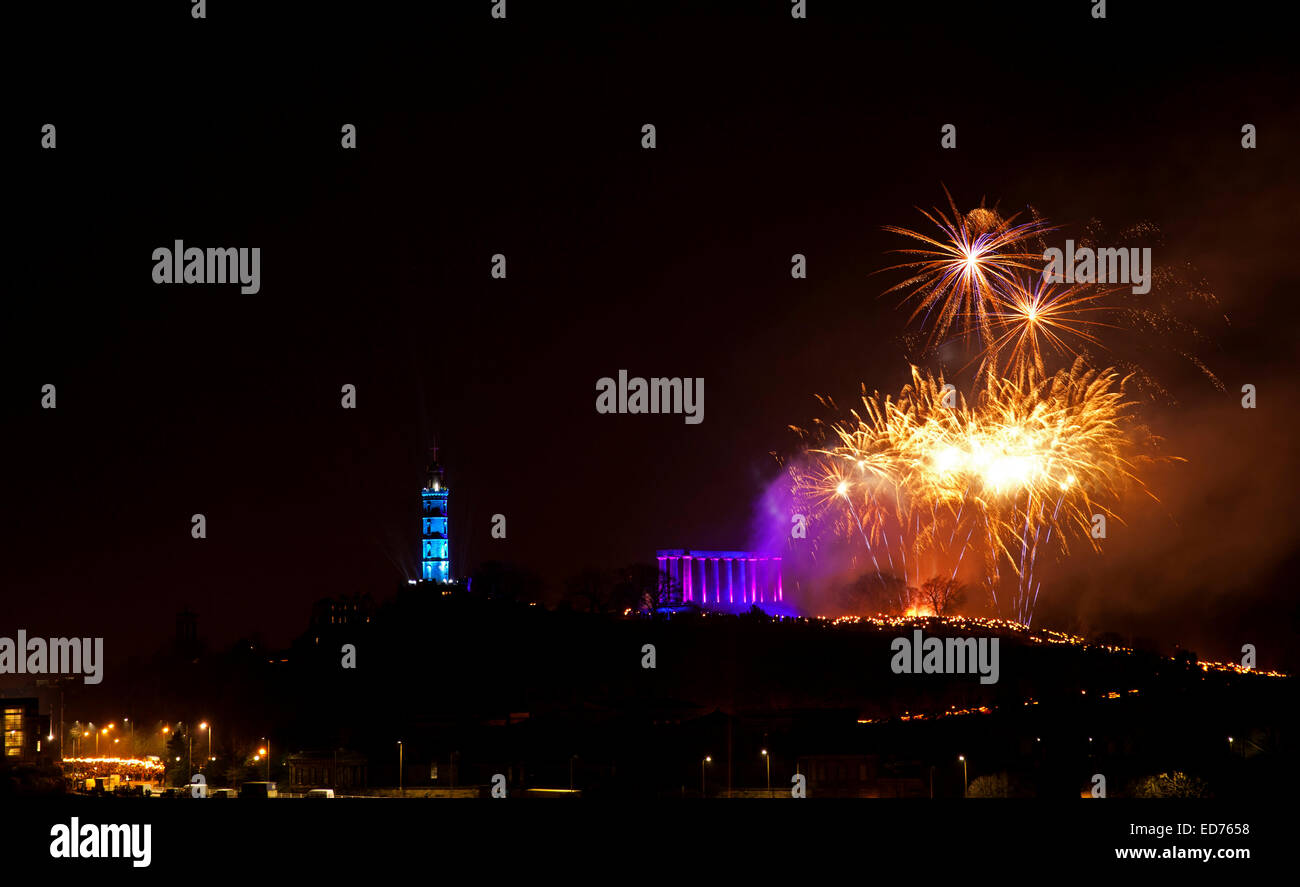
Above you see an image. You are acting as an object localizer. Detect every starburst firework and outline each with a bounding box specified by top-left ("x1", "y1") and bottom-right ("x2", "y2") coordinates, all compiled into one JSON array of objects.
[{"x1": 881, "y1": 188, "x2": 1057, "y2": 350}]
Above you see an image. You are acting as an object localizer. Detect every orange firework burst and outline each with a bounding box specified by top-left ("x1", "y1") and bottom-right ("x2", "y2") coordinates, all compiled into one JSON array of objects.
[
  {"x1": 979, "y1": 274, "x2": 1118, "y2": 379},
  {"x1": 792, "y1": 360, "x2": 1154, "y2": 624}
]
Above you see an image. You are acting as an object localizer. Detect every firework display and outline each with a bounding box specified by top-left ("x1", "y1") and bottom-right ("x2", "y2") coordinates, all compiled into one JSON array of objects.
[{"x1": 792, "y1": 193, "x2": 1186, "y2": 626}]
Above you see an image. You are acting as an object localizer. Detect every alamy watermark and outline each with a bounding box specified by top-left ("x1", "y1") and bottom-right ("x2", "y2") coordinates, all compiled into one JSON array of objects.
[
  {"x1": 0, "y1": 631, "x2": 104, "y2": 684},
  {"x1": 596, "y1": 370, "x2": 703, "y2": 425},
  {"x1": 152, "y1": 240, "x2": 261, "y2": 294},
  {"x1": 1043, "y1": 240, "x2": 1151, "y2": 295},
  {"x1": 49, "y1": 818, "x2": 151, "y2": 868},
  {"x1": 890, "y1": 629, "x2": 999, "y2": 684}
]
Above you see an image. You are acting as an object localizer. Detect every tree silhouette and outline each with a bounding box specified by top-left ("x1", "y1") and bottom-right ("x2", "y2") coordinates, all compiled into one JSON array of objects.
[
  {"x1": 1130, "y1": 771, "x2": 1210, "y2": 798},
  {"x1": 841, "y1": 572, "x2": 911, "y2": 616},
  {"x1": 610, "y1": 563, "x2": 681, "y2": 615},
  {"x1": 919, "y1": 575, "x2": 965, "y2": 616},
  {"x1": 967, "y1": 771, "x2": 1031, "y2": 797}
]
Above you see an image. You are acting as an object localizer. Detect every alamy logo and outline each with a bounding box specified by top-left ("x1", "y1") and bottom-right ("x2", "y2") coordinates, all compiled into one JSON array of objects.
[
  {"x1": 0, "y1": 631, "x2": 103, "y2": 684},
  {"x1": 152, "y1": 240, "x2": 261, "y2": 294},
  {"x1": 1042, "y1": 240, "x2": 1151, "y2": 294},
  {"x1": 890, "y1": 629, "x2": 999, "y2": 684},
  {"x1": 596, "y1": 370, "x2": 703, "y2": 425},
  {"x1": 50, "y1": 818, "x2": 151, "y2": 867}
]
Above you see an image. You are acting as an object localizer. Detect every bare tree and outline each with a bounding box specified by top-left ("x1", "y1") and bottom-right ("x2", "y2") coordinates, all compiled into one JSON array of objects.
[
  {"x1": 611, "y1": 563, "x2": 681, "y2": 615},
  {"x1": 919, "y1": 575, "x2": 965, "y2": 616},
  {"x1": 841, "y1": 573, "x2": 916, "y2": 615}
]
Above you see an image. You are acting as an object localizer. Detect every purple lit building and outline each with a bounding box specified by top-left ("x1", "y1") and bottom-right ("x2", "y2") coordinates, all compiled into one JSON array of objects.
[{"x1": 656, "y1": 550, "x2": 785, "y2": 614}]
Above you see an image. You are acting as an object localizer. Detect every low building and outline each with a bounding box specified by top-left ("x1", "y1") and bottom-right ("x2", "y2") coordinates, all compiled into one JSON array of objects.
[
  {"x1": 796, "y1": 753, "x2": 927, "y2": 798},
  {"x1": 656, "y1": 549, "x2": 787, "y2": 614},
  {"x1": 286, "y1": 749, "x2": 368, "y2": 791}
]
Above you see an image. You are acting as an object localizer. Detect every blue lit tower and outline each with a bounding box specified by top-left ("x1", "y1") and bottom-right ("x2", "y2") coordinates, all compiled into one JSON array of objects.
[{"x1": 420, "y1": 449, "x2": 451, "y2": 583}]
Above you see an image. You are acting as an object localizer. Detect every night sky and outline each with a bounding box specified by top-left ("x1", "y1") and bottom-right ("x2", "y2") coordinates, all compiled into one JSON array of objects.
[{"x1": 4, "y1": 2, "x2": 1297, "y2": 671}]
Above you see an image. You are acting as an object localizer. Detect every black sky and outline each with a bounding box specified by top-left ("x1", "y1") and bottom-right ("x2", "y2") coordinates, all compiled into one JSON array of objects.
[{"x1": 4, "y1": 1, "x2": 1297, "y2": 670}]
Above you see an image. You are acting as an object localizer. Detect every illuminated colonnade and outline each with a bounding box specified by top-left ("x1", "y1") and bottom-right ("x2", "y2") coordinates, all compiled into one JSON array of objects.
[{"x1": 655, "y1": 550, "x2": 783, "y2": 609}]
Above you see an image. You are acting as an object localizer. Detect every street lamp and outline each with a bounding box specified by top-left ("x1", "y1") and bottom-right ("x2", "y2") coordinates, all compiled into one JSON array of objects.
[
  {"x1": 958, "y1": 755, "x2": 968, "y2": 798},
  {"x1": 761, "y1": 749, "x2": 770, "y2": 797},
  {"x1": 397, "y1": 741, "x2": 403, "y2": 796},
  {"x1": 260, "y1": 740, "x2": 270, "y2": 781},
  {"x1": 570, "y1": 755, "x2": 579, "y2": 792},
  {"x1": 199, "y1": 722, "x2": 211, "y2": 767},
  {"x1": 702, "y1": 756, "x2": 712, "y2": 797}
]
